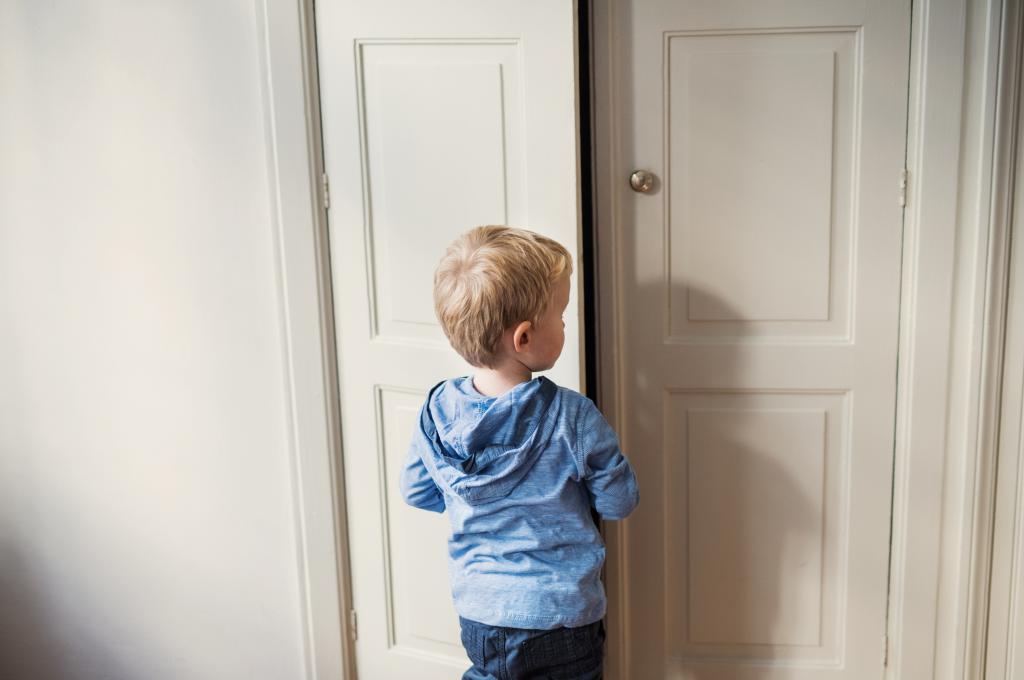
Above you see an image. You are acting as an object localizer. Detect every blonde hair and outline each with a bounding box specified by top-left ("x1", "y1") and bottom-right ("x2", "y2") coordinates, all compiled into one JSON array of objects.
[{"x1": 434, "y1": 225, "x2": 573, "y2": 367}]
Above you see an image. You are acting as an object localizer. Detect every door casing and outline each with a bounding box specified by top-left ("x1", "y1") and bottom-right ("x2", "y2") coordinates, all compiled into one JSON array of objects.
[{"x1": 263, "y1": 0, "x2": 1015, "y2": 676}]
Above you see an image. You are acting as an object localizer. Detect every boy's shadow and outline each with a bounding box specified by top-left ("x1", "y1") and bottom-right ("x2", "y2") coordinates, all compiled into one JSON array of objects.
[{"x1": 615, "y1": 280, "x2": 822, "y2": 675}]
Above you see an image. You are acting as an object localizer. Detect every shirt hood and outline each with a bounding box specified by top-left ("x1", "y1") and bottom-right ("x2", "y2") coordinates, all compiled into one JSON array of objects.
[{"x1": 412, "y1": 375, "x2": 559, "y2": 506}]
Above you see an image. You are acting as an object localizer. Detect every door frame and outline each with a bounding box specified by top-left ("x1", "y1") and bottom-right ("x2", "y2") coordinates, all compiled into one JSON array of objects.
[
  {"x1": 885, "y1": 0, "x2": 1017, "y2": 677},
  {"x1": 968, "y1": 0, "x2": 1024, "y2": 676},
  {"x1": 254, "y1": 0, "x2": 355, "y2": 678},
  {"x1": 264, "y1": 0, "x2": 1016, "y2": 677},
  {"x1": 590, "y1": 0, "x2": 1013, "y2": 678}
]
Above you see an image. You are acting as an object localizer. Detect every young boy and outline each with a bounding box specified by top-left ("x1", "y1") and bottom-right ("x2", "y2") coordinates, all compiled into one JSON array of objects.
[{"x1": 400, "y1": 225, "x2": 640, "y2": 680}]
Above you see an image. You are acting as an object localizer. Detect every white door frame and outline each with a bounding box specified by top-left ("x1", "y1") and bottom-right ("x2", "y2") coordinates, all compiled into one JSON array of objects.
[
  {"x1": 965, "y1": 0, "x2": 1024, "y2": 677},
  {"x1": 254, "y1": 0, "x2": 355, "y2": 678},
  {"x1": 591, "y1": 0, "x2": 1013, "y2": 678},
  {"x1": 887, "y1": 0, "x2": 1016, "y2": 678},
  {"x1": 264, "y1": 0, "x2": 1016, "y2": 677},
  {"x1": 981, "y1": 1, "x2": 1024, "y2": 672}
]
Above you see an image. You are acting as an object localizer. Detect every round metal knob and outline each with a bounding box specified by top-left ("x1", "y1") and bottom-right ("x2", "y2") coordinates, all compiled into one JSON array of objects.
[{"x1": 629, "y1": 170, "x2": 655, "y2": 193}]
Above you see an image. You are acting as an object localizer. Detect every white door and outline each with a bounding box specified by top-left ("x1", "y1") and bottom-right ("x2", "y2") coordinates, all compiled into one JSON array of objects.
[
  {"x1": 315, "y1": 3, "x2": 583, "y2": 678},
  {"x1": 595, "y1": 1, "x2": 911, "y2": 678}
]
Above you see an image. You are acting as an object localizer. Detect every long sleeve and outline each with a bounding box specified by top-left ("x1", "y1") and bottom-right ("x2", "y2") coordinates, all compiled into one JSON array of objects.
[
  {"x1": 576, "y1": 400, "x2": 639, "y2": 520},
  {"x1": 399, "y1": 441, "x2": 446, "y2": 513}
]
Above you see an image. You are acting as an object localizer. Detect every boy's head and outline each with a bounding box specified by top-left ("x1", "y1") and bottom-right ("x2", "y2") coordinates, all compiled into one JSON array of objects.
[{"x1": 434, "y1": 225, "x2": 573, "y2": 369}]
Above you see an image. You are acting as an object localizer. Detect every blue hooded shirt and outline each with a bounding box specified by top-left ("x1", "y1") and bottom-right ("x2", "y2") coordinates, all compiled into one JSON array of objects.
[{"x1": 399, "y1": 375, "x2": 640, "y2": 629}]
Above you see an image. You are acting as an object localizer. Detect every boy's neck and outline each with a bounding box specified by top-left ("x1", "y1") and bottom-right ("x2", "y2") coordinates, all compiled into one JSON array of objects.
[{"x1": 472, "y1": 361, "x2": 534, "y2": 398}]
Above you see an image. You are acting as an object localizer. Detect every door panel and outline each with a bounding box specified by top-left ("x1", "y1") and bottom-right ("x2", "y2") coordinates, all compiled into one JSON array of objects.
[
  {"x1": 667, "y1": 29, "x2": 856, "y2": 336},
  {"x1": 315, "y1": 2, "x2": 582, "y2": 678},
  {"x1": 597, "y1": 1, "x2": 910, "y2": 678}
]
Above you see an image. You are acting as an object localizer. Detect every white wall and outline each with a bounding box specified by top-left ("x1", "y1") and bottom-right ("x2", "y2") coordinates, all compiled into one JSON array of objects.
[{"x1": 0, "y1": 2, "x2": 310, "y2": 678}]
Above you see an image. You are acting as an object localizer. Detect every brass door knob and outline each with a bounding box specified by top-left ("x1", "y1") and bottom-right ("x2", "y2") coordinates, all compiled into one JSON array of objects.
[{"x1": 629, "y1": 170, "x2": 655, "y2": 193}]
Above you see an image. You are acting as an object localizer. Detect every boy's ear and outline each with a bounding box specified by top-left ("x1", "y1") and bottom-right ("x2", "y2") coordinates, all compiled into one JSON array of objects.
[{"x1": 512, "y1": 320, "x2": 532, "y2": 353}]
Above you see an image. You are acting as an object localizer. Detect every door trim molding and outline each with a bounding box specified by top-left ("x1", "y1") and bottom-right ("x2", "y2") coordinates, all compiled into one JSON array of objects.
[
  {"x1": 255, "y1": 1, "x2": 354, "y2": 678},
  {"x1": 976, "y1": 1, "x2": 1024, "y2": 670},
  {"x1": 963, "y1": 0, "x2": 1023, "y2": 676},
  {"x1": 886, "y1": 0, "x2": 1014, "y2": 677}
]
